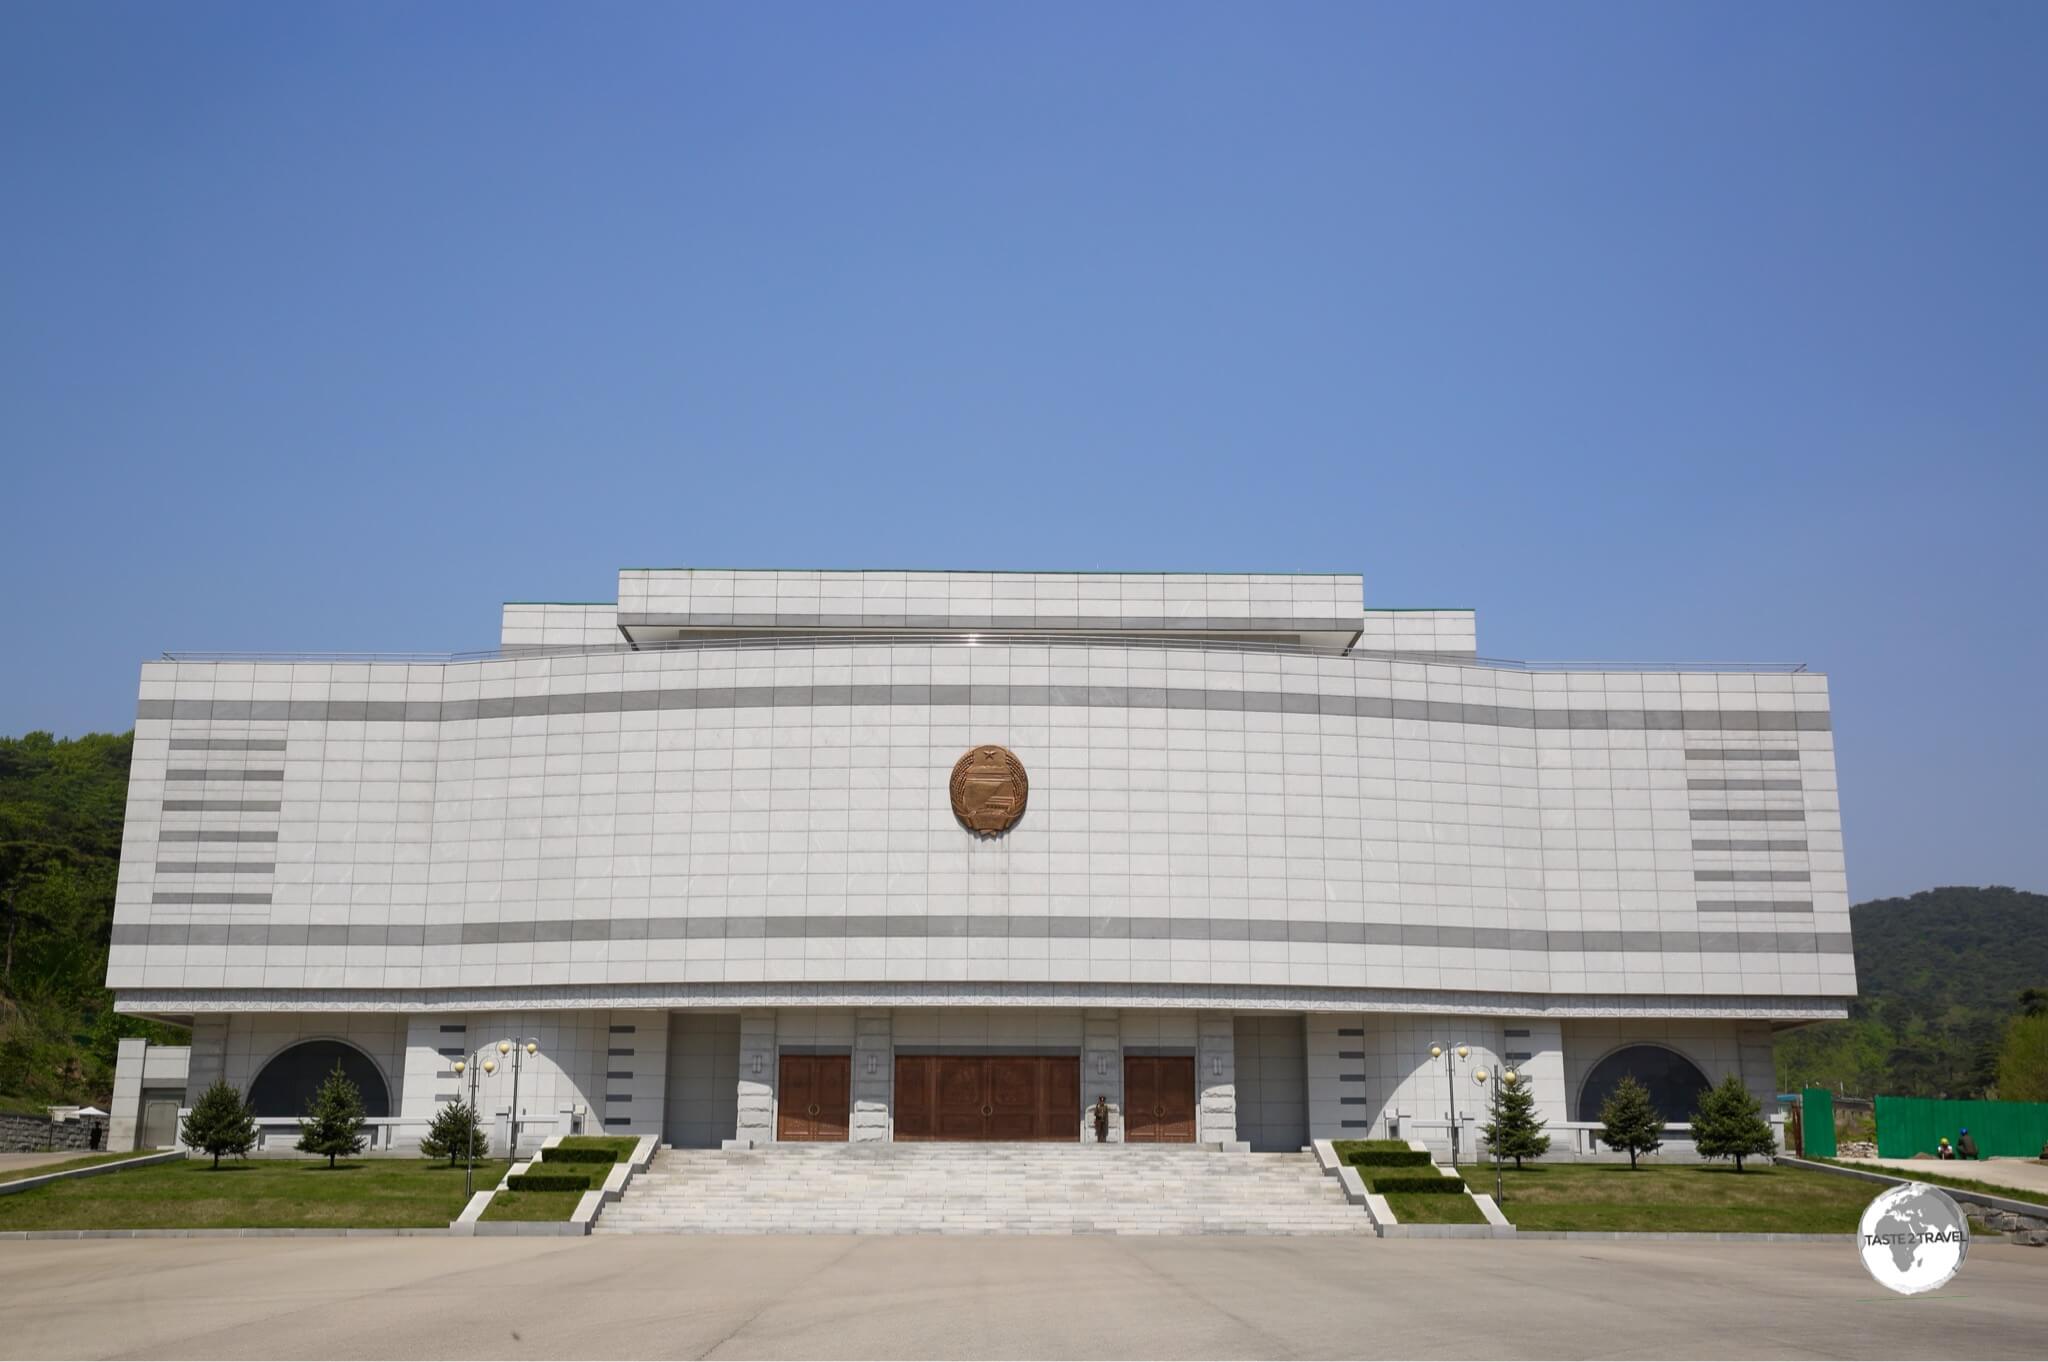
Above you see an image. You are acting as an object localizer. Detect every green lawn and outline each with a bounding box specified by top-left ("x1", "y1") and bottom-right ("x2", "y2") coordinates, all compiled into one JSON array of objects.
[
  {"x1": 0, "y1": 1157, "x2": 510, "y2": 1231},
  {"x1": 550, "y1": 1135, "x2": 640, "y2": 1161},
  {"x1": 1382, "y1": 1190, "x2": 1487, "y2": 1224},
  {"x1": 480, "y1": 1188, "x2": 585, "y2": 1221},
  {"x1": 0, "y1": 1150, "x2": 152, "y2": 1186},
  {"x1": 1459, "y1": 1161, "x2": 1874, "y2": 1233}
]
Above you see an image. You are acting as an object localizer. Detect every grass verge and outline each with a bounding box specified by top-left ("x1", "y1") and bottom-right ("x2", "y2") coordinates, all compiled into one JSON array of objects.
[
  {"x1": 0, "y1": 1157, "x2": 510, "y2": 1231},
  {"x1": 0, "y1": 1151, "x2": 153, "y2": 1186},
  {"x1": 551, "y1": 1135, "x2": 640, "y2": 1161},
  {"x1": 480, "y1": 1188, "x2": 584, "y2": 1222},
  {"x1": 1331, "y1": 1140, "x2": 1480, "y2": 1225},
  {"x1": 1459, "y1": 1161, "x2": 1873, "y2": 1233},
  {"x1": 1382, "y1": 1191, "x2": 1487, "y2": 1224}
]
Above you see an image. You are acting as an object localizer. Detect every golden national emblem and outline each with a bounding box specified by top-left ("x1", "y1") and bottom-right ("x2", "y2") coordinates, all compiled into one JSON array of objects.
[{"x1": 949, "y1": 745, "x2": 1029, "y2": 837}]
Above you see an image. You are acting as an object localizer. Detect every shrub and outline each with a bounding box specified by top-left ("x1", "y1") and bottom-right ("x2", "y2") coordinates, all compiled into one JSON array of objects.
[
  {"x1": 1598, "y1": 1074, "x2": 1666, "y2": 1169},
  {"x1": 420, "y1": 1100, "x2": 489, "y2": 1166},
  {"x1": 1482, "y1": 1075, "x2": 1551, "y2": 1170},
  {"x1": 1690, "y1": 1074, "x2": 1777, "y2": 1173},
  {"x1": 539, "y1": 1146, "x2": 619, "y2": 1164},
  {"x1": 506, "y1": 1172, "x2": 591, "y2": 1193},
  {"x1": 1366, "y1": 1174, "x2": 1467, "y2": 1195},
  {"x1": 1343, "y1": 1149, "x2": 1434, "y2": 1168},
  {"x1": 295, "y1": 1062, "x2": 368, "y2": 1168},
  {"x1": 181, "y1": 1079, "x2": 257, "y2": 1169}
]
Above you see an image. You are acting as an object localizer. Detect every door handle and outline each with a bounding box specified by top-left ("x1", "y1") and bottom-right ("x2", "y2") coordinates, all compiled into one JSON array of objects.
[
  {"x1": 807, "y1": 1103, "x2": 820, "y2": 1117},
  {"x1": 981, "y1": 1104, "x2": 994, "y2": 1117}
]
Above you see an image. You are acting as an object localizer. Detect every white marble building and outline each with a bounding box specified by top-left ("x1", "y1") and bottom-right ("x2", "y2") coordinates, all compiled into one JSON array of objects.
[{"x1": 107, "y1": 570, "x2": 1851, "y2": 1156}]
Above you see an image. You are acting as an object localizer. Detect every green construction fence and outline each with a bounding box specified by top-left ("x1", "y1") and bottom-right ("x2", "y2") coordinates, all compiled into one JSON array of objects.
[{"x1": 1875, "y1": 1095, "x2": 2048, "y2": 1159}]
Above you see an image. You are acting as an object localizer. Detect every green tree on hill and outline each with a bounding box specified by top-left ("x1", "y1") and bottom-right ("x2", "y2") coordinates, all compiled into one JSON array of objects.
[
  {"x1": 296, "y1": 1062, "x2": 368, "y2": 1167},
  {"x1": 1690, "y1": 1074, "x2": 1777, "y2": 1173},
  {"x1": 1997, "y1": 1011, "x2": 2048, "y2": 1103},
  {"x1": 1598, "y1": 1075, "x2": 1665, "y2": 1169},
  {"x1": 181, "y1": 1079, "x2": 258, "y2": 1169},
  {"x1": 1482, "y1": 1076, "x2": 1550, "y2": 1170}
]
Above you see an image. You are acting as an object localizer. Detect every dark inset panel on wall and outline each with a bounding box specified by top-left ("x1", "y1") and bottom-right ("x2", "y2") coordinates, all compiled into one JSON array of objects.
[
  {"x1": 1233, "y1": 1015, "x2": 1308, "y2": 1152},
  {"x1": 248, "y1": 1040, "x2": 391, "y2": 1119},
  {"x1": 1574, "y1": 1044, "x2": 1712, "y2": 1124},
  {"x1": 663, "y1": 1012, "x2": 740, "y2": 1149}
]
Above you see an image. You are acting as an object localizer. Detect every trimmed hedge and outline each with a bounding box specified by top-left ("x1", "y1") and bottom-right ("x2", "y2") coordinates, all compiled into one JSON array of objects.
[
  {"x1": 506, "y1": 1172, "x2": 591, "y2": 1192},
  {"x1": 1341, "y1": 1140, "x2": 1415, "y2": 1154},
  {"x1": 1344, "y1": 1149, "x2": 1433, "y2": 1168},
  {"x1": 1366, "y1": 1174, "x2": 1467, "y2": 1195},
  {"x1": 539, "y1": 1147, "x2": 619, "y2": 1165}
]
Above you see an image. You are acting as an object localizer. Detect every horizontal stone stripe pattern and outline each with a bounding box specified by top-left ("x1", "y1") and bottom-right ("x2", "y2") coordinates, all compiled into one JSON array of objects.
[
  {"x1": 108, "y1": 981, "x2": 1856, "y2": 1020},
  {"x1": 157, "y1": 830, "x2": 279, "y2": 843},
  {"x1": 110, "y1": 915, "x2": 1850, "y2": 954},
  {"x1": 1688, "y1": 809, "x2": 1806, "y2": 821},
  {"x1": 148, "y1": 892, "x2": 272, "y2": 906},
  {"x1": 154, "y1": 861, "x2": 275, "y2": 874},
  {"x1": 1694, "y1": 870, "x2": 1811, "y2": 881},
  {"x1": 159, "y1": 799, "x2": 282, "y2": 813},
  {"x1": 1684, "y1": 748, "x2": 1801, "y2": 761},
  {"x1": 164, "y1": 768, "x2": 286, "y2": 782},
  {"x1": 1692, "y1": 839, "x2": 1808, "y2": 851},
  {"x1": 137, "y1": 685, "x2": 1832, "y2": 733},
  {"x1": 168, "y1": 738, "x2": 288, "y2": 751},
  {"x1": 1694, "y1": 901, "x2": 1814, "y2": 914},
  {"x1": 1686, "y1": 779, "x2": 1802, "y2": 791}
]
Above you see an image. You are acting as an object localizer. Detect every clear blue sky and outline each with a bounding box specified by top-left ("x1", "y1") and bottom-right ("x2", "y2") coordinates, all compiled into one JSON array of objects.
[{"x1": 2, "y1": 3, "x2": 2042, "y2": 902}]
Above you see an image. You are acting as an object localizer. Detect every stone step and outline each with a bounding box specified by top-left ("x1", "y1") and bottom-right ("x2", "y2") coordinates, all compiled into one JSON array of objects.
[{"x1": 595, "y1": 1145, "x2": 1368, "y2": 1236}]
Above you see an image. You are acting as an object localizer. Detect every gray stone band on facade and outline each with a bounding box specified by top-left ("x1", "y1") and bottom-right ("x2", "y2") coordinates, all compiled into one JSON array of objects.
[
  {"x1": 616, "y1": 612, "x2": 1365, "y2": 634},
  {"x1": 109, "y1": 981, "x2": 1854, "y2": 1020},
  {"x1": 111, "y1": 915, "x2": 1852, "y2": 955},
  {"x1": 136, "y1": 685, "x2": 1833, "y2": 733}
]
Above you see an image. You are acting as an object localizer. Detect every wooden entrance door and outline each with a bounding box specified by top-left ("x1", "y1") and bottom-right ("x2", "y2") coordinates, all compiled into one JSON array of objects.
[
  {"x1": 894, "y1": 1055, "x2": 1079, "y2": 1141},
  {"x1": 1124, "y1": 1055, "x2": 1197, "y2": 1143},
  {"x1": 776, "y1": 1054, "x2": 851, "y2": 1141}
]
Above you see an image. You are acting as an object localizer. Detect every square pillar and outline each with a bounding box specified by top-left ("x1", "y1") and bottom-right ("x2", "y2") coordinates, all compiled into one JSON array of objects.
[
  {"x1": 1196, "y1": 1011, "x2": 1237, "y2": 1145},
  {"x1": 734, "y1": 1009, "x2": 777, "y2": 1145},
  {"x1": 851, "y1": 1008, "x2": 892, "y2": 1141},
  {"x1": 1084, "y1": 1009, "x2": 1123, "y2": 1142},
  {"x1": 109, "y1": 1037, "x2": 147, "y2": 1151}
]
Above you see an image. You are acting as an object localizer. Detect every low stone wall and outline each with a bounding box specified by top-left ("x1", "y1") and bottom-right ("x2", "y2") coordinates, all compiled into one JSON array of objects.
[{"x1": 0, "y1": 1112, "x2": 110, "y2": 1153}]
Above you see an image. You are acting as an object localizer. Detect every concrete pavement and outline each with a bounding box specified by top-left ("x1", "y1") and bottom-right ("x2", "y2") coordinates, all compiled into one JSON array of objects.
[
  {"x1": 0, "y1": 1152, "x2": 95, "y2": 1176},
  {"x1": 0, "y1": 1234, "x2": 2043, "y2": 1360},
  {"x1": 1840, "y1": 1156, "x2": 2048, "y2": 1198}
]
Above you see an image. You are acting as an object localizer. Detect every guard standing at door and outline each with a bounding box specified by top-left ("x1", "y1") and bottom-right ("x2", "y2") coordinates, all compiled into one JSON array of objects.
[{"x1": 1093, "y1": 1095, "x2": 1110, "y2": 1143}]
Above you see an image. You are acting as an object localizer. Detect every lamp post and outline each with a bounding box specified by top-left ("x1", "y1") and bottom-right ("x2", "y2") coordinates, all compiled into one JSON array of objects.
[
  {"x1": 1428, "y1": 1043, "x2": 1471, "y2": 1161},
  {"x1": 449, "y1": 1050, "x2": 499, "y2": 1199},
  {"x1": 1470, "y1": 1062, "x2": 1522, "y2": 1206},
  {"x1": 498, "y1": 1038, "x2": 540, "y2": 1159}
]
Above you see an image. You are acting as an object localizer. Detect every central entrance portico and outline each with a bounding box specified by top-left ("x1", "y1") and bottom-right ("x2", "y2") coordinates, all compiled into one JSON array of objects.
[{"x1": 894, "y1": 1055, "x2": 1079, "y2": 1141}]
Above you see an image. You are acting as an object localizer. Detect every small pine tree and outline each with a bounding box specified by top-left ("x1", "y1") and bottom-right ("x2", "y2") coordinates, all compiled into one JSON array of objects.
[
  {"x1": 1690, "y1": 1073, "x2": 1778, "y2": 1173},
  {"x1": 1483, "y1": 1077, "x2": 1551, "y2": 1170},
  {"x1": 295, "y1": 1061, "x2": 368, "y2": 1168},
  {"x1": 419, "y1": 1100, "x2": 489, "y2": 1166},
  {"x1": 1598, "y1": 1074, "x2": 1666, "y2": 1169},
  {"x1": 181, "y1": 1079, "x2": 258, "y2": 1169}
]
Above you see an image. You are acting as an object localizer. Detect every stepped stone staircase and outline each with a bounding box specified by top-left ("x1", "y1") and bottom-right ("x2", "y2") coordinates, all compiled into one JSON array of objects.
[{"x1": 596, "y1": 1143, "x2": 1371, "y2": 1236}]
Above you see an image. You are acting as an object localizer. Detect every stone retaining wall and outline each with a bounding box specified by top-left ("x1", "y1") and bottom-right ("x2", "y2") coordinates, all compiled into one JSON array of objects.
[{"x1": 0, "y1": 1112, "x2": 110, "y2": 1153}]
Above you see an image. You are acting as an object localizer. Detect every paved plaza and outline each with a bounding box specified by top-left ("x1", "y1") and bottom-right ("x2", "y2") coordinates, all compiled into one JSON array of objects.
[
  {"x1": 1840, "y1": 1157, "x2": 2048, "y2": 1198},
  {"x1": 0, "y1": 1234, "x2": 2041, "y2": 1360}
]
